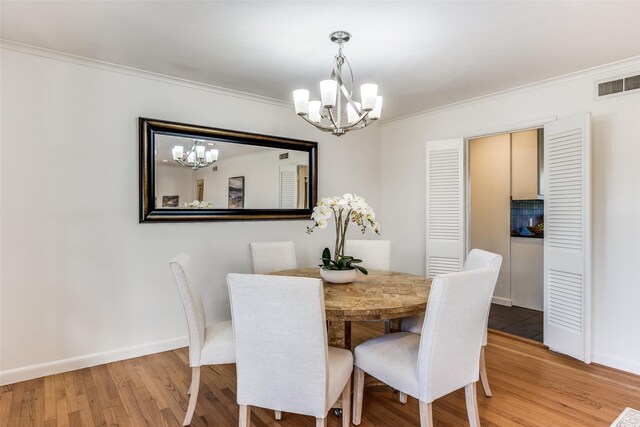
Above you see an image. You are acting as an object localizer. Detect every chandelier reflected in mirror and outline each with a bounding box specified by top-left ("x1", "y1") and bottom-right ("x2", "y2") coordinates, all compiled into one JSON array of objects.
[
  {"x1": 293, "y1": 31, "x2": 383, "y2": 137},
  {"x1": 171, "y1": 139, "x2": 219, "y2": 170}
]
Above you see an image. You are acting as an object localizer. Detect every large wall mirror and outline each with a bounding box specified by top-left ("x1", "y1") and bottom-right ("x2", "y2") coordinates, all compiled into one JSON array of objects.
[{"x1": 139, "y1": 118, "x2": 317, "y2": 222}]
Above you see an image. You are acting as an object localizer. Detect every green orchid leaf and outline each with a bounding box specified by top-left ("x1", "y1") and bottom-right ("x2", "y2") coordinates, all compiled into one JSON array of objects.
[
  {"x1": 354, "y1": 265, "x2": 369, "y2": 275},
  {"x1": 321, "y1": 247, "x2": 332, "y2": 267}
]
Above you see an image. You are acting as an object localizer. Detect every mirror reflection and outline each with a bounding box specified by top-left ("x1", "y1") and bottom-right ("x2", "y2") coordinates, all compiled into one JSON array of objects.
[{"x1": 154, "y1": 134, "x2": 310, "y2": 210}]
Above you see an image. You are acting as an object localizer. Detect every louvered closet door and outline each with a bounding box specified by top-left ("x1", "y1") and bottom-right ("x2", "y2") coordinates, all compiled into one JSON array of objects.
[
  {"x1": 425, "y1": 139, "x2": 465, "y2": 278},
  {"x1": 279, "y1": 165, "x2": 297, "y2": 209},
  {"x1": 544, "y1": 114, "x2": 591, "y2": 363}
]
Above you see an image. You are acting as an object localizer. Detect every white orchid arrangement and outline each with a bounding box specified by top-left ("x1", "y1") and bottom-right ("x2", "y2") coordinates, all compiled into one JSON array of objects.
[
  {"x1": 307, "y1": 194, "x2": 380, "y2": 272},
  {"x1": 184, "y1": 200, "x2": 214, "y2": 208}
]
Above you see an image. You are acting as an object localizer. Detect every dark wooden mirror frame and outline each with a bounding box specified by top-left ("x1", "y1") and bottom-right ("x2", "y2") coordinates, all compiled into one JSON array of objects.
[{"x1": 139, "y1": 118, "x2": 318, "y2": 222}]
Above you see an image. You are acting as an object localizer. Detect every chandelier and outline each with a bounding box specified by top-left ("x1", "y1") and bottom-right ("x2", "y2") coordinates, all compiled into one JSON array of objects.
[
  {"x1": 171, "y1": 139, "x2": 219, "y2": 170},
  {"x1": 292, "y1": 31, "x2": 383, "y2": 137}
]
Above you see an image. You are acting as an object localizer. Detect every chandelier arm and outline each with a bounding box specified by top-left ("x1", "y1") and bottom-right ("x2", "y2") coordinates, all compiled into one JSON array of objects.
[
  {"x1": 333, "y1": 56, "x2": 363, "y2": 117},
  {"x1": 343, "y1": 110, "x2": 372, "y2": 130},
  {"x1": 342, "y1": 121, "x2": 372, "y2": 134},
  {"x1": 343, "y1": 56, "x2": 355, "y2": 98},
  {"x1": 326, "y1": 108, "x2": 340, "y2": 130},
  {"x1": 299, "y1": 114, "x2": 336, "y2": 132}
]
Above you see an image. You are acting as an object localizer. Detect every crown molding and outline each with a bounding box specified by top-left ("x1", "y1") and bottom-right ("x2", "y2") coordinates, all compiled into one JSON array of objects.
[
  {"x1": 382, "y1": 55, "x2": 640, "y2": 126},
  {"x1": 0, "y1": 39, "x2": 293, "y2": 110},
  {"x1": 4, "y1": 39, "x2": 640, "y2": 125}
]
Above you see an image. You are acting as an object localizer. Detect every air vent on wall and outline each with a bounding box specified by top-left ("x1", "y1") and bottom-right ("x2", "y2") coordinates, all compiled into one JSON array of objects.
[
  {"x1": 625, "y1": 75, "x2": 640, "y2": 91},
  {"x1": 598, "y1": 79, "x2": 623, "y2": 96},
  {"x1": 279, "y1": 152, "x2": 289, "y2": 160},
  {"x1": 596, "y1": 72, "x2": 640, "y2": 99}
]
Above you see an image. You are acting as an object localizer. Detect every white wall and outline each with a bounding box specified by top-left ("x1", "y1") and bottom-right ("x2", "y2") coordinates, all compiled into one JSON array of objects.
[
  {"x1": 381, "y1": 58, "x2": 640, "y2": 374},
  {"x1": 0, "y1": 45, "x2": 382, "y2": 383},
  {"x1": 156, "y1": 164, "x2": 195, "y2": 207}
]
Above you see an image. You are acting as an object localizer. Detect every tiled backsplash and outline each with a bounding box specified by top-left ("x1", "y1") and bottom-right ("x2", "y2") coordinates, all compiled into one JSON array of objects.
[{"x1": 511, "y1": 199, "x2": 544, "y2": 235}]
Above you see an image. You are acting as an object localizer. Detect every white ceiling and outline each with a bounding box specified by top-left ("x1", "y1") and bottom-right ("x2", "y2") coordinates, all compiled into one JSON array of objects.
[{"x1": 2, "y1": 1, "x2": 640, "y2": 120}]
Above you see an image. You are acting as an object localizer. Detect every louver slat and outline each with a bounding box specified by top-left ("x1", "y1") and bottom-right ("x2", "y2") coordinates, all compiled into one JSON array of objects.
[
  {"x1": 547, "y1": 130, "x2": 582, "y2": 251},
  {"x1": 426, "y1": 139, "x2": 464, "y2": 279},
  {"x1": 548, "y1": 269, "x2": 583, "y2": 333},
  {"x1": 429, "y1": 149, "x2": 460, "y2": 240},
  {"x1": 428, "y1": 256, "x2": 459, "y2": 279}
]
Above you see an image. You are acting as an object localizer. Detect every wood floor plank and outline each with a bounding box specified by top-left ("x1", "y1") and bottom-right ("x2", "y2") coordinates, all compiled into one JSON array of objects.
[
  {"x1": 53, "y1": 374, "x2": 70, "y2": 427},
  {"x1": 2, "y1": 324, "x2": 640, "y2": 426},
  {"x1": 79, "y1": 367, "x2": 106, "y2": 427},
  {"x1": 0, "y1": 389, "x2": 13, "y2": 427},
  {"x1": 7, "y1": 380, "x2": 25, "y2": 427},
  {"x1": 18, "y1": 380, "x2": 37, "y2": 427},
  {"x1": 43, "y1": 376, "x2": 56, "y2": 422}
]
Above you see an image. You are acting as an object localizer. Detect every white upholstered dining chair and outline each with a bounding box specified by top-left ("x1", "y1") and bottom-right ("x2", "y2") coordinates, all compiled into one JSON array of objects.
[
  {"x1": 249, "y1": 241, "x2": 297, "y2": 274},
  {"x1": 170, "y1": 253, "x2": 235, "y2": 426},
  {"x1": 352, "y1": 268, "x2": 499, "y2": 426},
  {"x1": 399, "y1": 248, "x2": 503, "y2": 397},
  {"x1": 227, "y1": 273, "x2": 353, "y2": 427},
  {"x1": 345, "y1": 239, "x2": 391, "y2": 270}
]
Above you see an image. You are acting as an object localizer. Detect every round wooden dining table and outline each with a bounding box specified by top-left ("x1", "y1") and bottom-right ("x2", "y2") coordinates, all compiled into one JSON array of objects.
[{"x1": 270, "y1": 268, "x2": 432, "y2": 350}]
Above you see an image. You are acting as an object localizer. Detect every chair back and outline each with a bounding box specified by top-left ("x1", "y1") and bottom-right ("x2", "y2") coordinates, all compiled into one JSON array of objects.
[
  {"x1": 463, "y1": 248, "x2": 503, "y2": 345},
  {"x1": 170, "y1": 253, "x2": 206, "y2": 367},
  {"x1": 417, "y1": 268, "x2": 498, "y2": 403},
  {"x1": 345, "y1": 240, "x2": 391, "y2": 270},
  {"x1": 227, "y1": 273, "x2": 329, "y2": 417},
  {"x1": 463, "y1": 248, "x2": 502, "y2": 272},
  {"x1": 249, "y1": 241, "x2": 297, "y2": 274}
]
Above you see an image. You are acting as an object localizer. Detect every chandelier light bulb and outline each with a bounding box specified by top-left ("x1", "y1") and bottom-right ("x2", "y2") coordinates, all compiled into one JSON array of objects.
[
  {"x1": 196, "y1": 144, "x2": 205, "y2": 159},
  {"x1": 308, "y1": 101, "x2": 322, "y2": 123},
  {"x1": 211, "y1": 148, "x2": 219, "y2": 162},
  {"x1": 360, "y1": 84, "x2": 378, "y2": 111},
  {"x1": 172, "y1": 145, "x2": 184, "y2": 160},
  {"x1": 293, "y1": 89, "x2": 310, "y2": 115},
  {"x1": 347, "y1": 101, "x2": 362, "y2": 124},
  {"x1": 187, "y1": 151, "x2": 196, "y2": 164},
  {"x1": 320, "y1": 80, "x2": 338, "y2": 108},
  {"x1": 369, "y1": 96, "x2": 383, "y2": 120}
]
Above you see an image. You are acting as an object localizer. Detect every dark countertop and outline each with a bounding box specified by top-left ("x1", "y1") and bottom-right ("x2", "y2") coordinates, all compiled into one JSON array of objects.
[{"x1": 511, "y1": 232, "x2": 544, "y2": 239}]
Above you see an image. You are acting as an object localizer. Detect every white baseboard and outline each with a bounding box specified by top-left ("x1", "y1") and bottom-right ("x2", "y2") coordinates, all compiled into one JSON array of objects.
[
  {"x1": 492, "y1": 296, "x2": 512, "y2": 306},
  {"x1": 0, "y1": 335, "x2": 188, "y2": 386},
  {"x1": 592, "y1": 352, "x2": 640, "y2": 376}
]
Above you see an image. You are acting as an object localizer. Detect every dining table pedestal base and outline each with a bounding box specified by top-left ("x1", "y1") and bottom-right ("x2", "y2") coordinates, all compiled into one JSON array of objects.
[{"x1": 327, "y1": 320, "x2": 352, "y2": 350}]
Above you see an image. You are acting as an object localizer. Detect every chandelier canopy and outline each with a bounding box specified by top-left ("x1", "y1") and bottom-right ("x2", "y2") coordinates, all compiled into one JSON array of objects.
[
  {"x1": 171, "y1": 139, "x2": 219, "y2": 170},
  {"x1": 293, "y1": 31, "x2": 383, "y2": 137}
]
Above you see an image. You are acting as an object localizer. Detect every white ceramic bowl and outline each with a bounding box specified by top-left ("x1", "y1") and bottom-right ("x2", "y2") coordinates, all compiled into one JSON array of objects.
[{"x1": 320, "y1": 267, "x2": 357, "y2": 284}]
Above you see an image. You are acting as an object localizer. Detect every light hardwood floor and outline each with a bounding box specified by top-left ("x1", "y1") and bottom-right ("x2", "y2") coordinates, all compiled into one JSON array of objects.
[{"x1": 2, "y1": 322, "x2": 639, "y2": 426}]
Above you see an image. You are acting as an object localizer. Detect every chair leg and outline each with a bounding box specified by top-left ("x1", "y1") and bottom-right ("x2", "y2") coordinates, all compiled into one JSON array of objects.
[
  {"x1": 239, "y1": 404, "x2": 251, "y2": 427},
  {"x1": 187, "y1": 375, "x2": 195, "y2": 395},
  {"x1": 274, "y1": 410, "x2": 282, "y2": 420},
  {"x1": 479, "y1": 347, "x2": 492, "y2": 397},
  {"x1": 341, "y1": 376, "x2": 351, "y2": 427},
  {"x1": 399, "y1": 392, "x2": 407, "y2": 404},
  {"x1": 419, "y1": 401, "x2": 433, "y2": 427},
  {"x1": 183, "y1": 366, "x2": 200, "y2": 426},
  {"x1": 465, "y1": 383, "x2": 481, "y2": 427},
  {"x1": 352, "y1": 366, "x2": 365, "y2": 425},
  {"x1": 315, "y1": 417, "x2": 327, "y2": 427}
]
